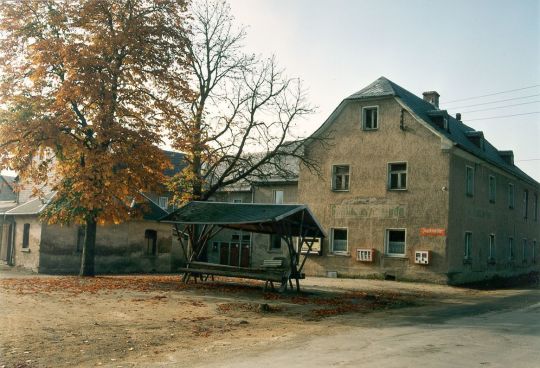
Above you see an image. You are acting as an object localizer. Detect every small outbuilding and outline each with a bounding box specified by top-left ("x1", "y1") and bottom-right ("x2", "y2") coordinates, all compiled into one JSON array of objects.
[{"x1": 160, "y1": 201, "x2": 326, "y2": 291}]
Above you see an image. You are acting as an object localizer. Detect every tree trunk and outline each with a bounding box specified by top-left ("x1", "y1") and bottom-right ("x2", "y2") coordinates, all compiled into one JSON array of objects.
[{"x1": 79, "y1": 218, "x2": 97, "y2": 277}]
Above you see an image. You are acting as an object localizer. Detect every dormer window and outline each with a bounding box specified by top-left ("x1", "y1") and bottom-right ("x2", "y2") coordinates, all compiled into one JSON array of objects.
[
  {"x1": 362, "y1": 106, "x2": 378, "y2": 130},
  {"x1": 465, "y1": 131, "x2": 485, "y2": 150}
]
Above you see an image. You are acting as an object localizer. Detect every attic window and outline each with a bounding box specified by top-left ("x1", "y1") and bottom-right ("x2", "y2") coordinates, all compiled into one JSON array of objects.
[
  {"x1": 362, "y1": 106, "x2": 378, "y2": 130},
  {"x1": 465, "y1": 131, "x2": 485, "y2": 150}
]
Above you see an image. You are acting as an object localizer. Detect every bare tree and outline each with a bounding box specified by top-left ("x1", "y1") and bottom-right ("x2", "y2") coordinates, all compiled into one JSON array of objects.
[{"x1": 167, "y1": 0, "x2": 324, "y2": 202}]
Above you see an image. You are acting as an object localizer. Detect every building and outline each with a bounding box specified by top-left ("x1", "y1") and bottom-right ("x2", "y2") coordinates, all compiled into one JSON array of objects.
[
  {"x1": 0, "y1": 151, "x2": 186, "y2": 274},
  {"x1": 297, "y1": 77, "x2": 539, "y2": 284}
]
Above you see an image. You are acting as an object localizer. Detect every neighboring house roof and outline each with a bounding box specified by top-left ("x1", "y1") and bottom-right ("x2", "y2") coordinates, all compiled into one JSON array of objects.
[
  {"x1": 160, "y1": 201, "x2": 326, "y2": 237},
  {"x1": 1, "y1": 175, "x2": 16, "y2": 190},
  {"x1": 0, "y1": 201, "x2": 18, "y2": 214},
  {"x1": 315, "y1": 77, "x2": 538, "y2": 185},
  {"x1": 5, "y1": 192, "x2": 56, "y2": 216},
  {"x1": 163, "y1": 150, "x2": 187, "y2": 177}
]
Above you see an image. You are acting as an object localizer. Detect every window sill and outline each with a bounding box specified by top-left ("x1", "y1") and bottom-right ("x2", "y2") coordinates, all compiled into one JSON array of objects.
[
  {"x1": 388, "y1": 188, "x2": 407, "y2": 192},
  {"x1": 362, "y1": 128, "x2": 379, "y2": 132},
  {"x1": 331, "y1": 189, "x2": 350, "y2": 192},
  {"x1": 268, "y1": 249, "x2": 282, "y2": 253},
  {"x1": 329, "y1": 252, "x2": 350, "y2": 257},
  {"x1": 384, "y1": 254, "x2": 407, "y2": 259},
  {"x1": 21, "y1": 248, "x2": 31, "y2": 253}
]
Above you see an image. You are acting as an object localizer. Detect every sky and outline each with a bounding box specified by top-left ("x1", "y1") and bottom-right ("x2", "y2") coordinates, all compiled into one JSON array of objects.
[{"x1": 227, "y1": 0, "x2": 540, "y2": 181}]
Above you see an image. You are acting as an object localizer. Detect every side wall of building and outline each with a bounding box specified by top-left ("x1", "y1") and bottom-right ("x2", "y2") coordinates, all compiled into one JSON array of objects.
[
  {"x1": 447, "y1": 150, "x2": 540, "y2": 284},
  {"x1": 299, "y1": 97, "x2": 451, "y2": 283},
  {"x1": 11, "y1": 216, "x2": 42, "y2": 272},
  {"x1": 38, "y1": 220, "x2": 177, "y2": 274}
]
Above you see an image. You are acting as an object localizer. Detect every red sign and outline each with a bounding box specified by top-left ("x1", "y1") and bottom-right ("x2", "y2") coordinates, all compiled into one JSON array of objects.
[{"x1": 420, "y1": 228, "x2": 446, "y2": 237}]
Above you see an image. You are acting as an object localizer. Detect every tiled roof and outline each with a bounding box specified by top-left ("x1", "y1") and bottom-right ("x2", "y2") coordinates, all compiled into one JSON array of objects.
[
  {"x1": 5, "y1": 192, "x2": 55, "y2": 215},
  {"x1": 345, "y1": 77, "x2": 538, "y2": 185},
  {"x1": 163, "y1": 150, "x2": 187, "y2": 177}
]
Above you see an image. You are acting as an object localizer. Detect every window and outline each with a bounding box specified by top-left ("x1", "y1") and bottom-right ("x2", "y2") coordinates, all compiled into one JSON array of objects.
[
  {"x1": 270, "y1": 234, "x2": 282, "y2": 250},
  {"x1": 331, "y1": 228, "x2": 348, "y2": 254},
  {"x1": 466, "y1": 166, "x2": 474, "y2": 196},
  {"x1": 508, "y1": 183, "x2": 515, "y2": 209},
  {"x1": 508, "y1": 237, "x2": 514, "y2": 260},
  {"x1": 386, "y1": 229, "x2": 406, "y2": 256},
  {"x1": 488, "y1": 175, "x2": 496, "y2": 203},
  {"x1": 332, "y1": 165, "x2": 350, "y2": 191},
  {"x1": 488, "y1": 234, "x2": 495, "y2": 261},
  {"x1": 145, "y1": 229, "x2": 158, "y2": 256},
  {"x1": 388, "y1": 163, "x2": 407, "y2": 190},
  {"x1": 464, "y1": 232, "x2": 472, "y2": 260},
  {"x1": 233, "y1": 198, "x2": 243, "y2": 204},
  {"x1": 523, "y1": 190, "x2": 529, "y2": 219},
  {"x1": 522, "y1": 239, "x2": 528, "y2": 262},
  {"x1": 533, "y1": 240, "x2": 537, "y2": 263},
  {"x1": 76, "y1": 226, "x2": 85, "y2": 253},
  {"x1": 273, "y1": 190, "x2": 284, "y2": 204},
  {"x1": 158, "y1": 196, "x2": 168, "y2": 210},
  {"x1": 534, "y1": 193, "x2": 538, "y2": 221},
  {"x1": 22, "y1": 223, "x2": 30, "y2": 249},
  {"x1": 362, "y1": 106, "x2": 378, "y2": 130}
]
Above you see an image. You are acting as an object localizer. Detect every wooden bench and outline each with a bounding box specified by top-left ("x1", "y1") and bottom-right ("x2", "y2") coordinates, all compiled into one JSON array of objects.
[{"x1": 178, "y1": 260, "x2": 304, "y2": 292}]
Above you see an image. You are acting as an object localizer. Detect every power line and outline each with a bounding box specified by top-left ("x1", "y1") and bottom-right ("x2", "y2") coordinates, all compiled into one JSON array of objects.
[
  {"x1": 447, "y1": 93, "x2": 540, "y2": 110},
  {"x1": 444, "y1": 84, "x2": 540, "y2": 104},
  {"x1": 465, "y1": 111, "x2": 540, "y2": 121},
  {"x1": 515, "y1": 159, "x2": 540, "y2": 162},
  {"x1": 460, "y1": 100, "x2": 540, "y2": 114}
]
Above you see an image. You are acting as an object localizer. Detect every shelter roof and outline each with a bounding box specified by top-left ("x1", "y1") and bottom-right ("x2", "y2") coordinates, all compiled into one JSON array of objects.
[{"x1": 160, "y1": 201, "x2": 326, "y2": 238}]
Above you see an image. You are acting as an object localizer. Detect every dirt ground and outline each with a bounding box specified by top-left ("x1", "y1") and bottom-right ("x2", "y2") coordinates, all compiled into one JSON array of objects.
[{"x1": 0, "y1": 272, "x2": 482, "y2": 368}]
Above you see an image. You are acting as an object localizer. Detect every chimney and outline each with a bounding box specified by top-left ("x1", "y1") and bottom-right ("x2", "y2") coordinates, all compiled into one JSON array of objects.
[
  {"x1": 423, "y1": 91, "x2": 440, "y2": 108},
  {"x1": 456, "y1": 113, "x2": 461, "y2": 121}
]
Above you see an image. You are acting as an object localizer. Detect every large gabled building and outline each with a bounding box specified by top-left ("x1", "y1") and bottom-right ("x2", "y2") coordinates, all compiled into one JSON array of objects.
[{"x1": 298, "y1": 77, "x2": 539, "y2": 284}]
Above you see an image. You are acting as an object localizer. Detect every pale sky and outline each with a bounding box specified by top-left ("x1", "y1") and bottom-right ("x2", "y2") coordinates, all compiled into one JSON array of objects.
[{"x1": 228, "y1": 0, "x2": 540, "y2": 181}]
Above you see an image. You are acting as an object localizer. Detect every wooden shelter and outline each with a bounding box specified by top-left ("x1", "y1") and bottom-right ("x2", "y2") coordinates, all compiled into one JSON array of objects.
[{"x1": 160, "y1": 202, "x2": 326, "y2": 292}]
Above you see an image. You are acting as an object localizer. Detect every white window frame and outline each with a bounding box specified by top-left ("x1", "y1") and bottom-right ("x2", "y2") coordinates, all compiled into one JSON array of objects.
[
  {"x1": 466, "y1": 166, "x2": 474, "y2": 196},
  {"x1": 273, "y1": 190, "x2": 284, "y2": 204},
  {"x1": 464, "y1": 232, "x2": 472, "y2": 260},
  {"x1": 488, "y1": 175, "x2": 496, "y2": 203},
  {"x1": 386, "y1": 228, "x2": 406, "y2": 257},
  {"x1": 158, "y1": 196, "x2": 169, "y2": 210},
  {"x1": 508, "y1": 183, "x2": 515, "y2": 209},
  {"x1": 362, "y1": 105, "x2": 379, "y2": 130},
  {"x1": 330, "y1": 228, "x2": 348, "y2": 255},
  {"x1": 488, "y1": 234, "x2": 495, "y2": 261},
  {"x1": 388, "y1": 162, "x2": 407, "y2": 191},
  {"x1": 331, "y1": 164, "x2": 350, "y2": 191}
]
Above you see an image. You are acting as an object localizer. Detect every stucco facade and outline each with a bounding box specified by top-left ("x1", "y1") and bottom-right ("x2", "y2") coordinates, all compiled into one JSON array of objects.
[{"x1": 295, "y1": 77, "x2": 539, "y2": 284}]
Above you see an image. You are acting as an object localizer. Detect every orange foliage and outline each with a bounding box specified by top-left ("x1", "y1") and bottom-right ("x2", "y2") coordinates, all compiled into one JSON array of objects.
[{"x1": 0, "y1": 0, "x2": 192, "y2": 226}]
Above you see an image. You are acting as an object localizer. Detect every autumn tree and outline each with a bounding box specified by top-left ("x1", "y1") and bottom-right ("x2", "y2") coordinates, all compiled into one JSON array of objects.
[
  {"x1": 167, "y1": 0, "x2": 321, "y2": 204},
  {"x1": 0, "y1": 0, "x2": 191, "y2": 276}
]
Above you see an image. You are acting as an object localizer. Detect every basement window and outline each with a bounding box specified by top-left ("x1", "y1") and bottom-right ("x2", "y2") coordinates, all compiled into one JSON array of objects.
[
  {"x1": 388, "y1": 163, "x2": 407, "y2": 190},
  {"x1": 508, "y1": 237, "x2": 514, "y2": 260},
  {"x1": 488, "y1": 234, "x2": 496, "y2": 261},
  {"x1": 362, "y1": 106, "x2": 378, "y2": 130},
  {"x1": 464, "y1": 232, "x2": 472, "y2": 260},
  {"x1": 386, "y1": 229, "x2": 406, "y2": 256},
  {"x1": 332, "y1": 165, "x2": 350, "y2": 191},
  {"x1": 331, "y1": 228, "x2": 348, "y2": 254},
  {"x1": 145, "y1": 229, "x2": 158, "y2": 256}
]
